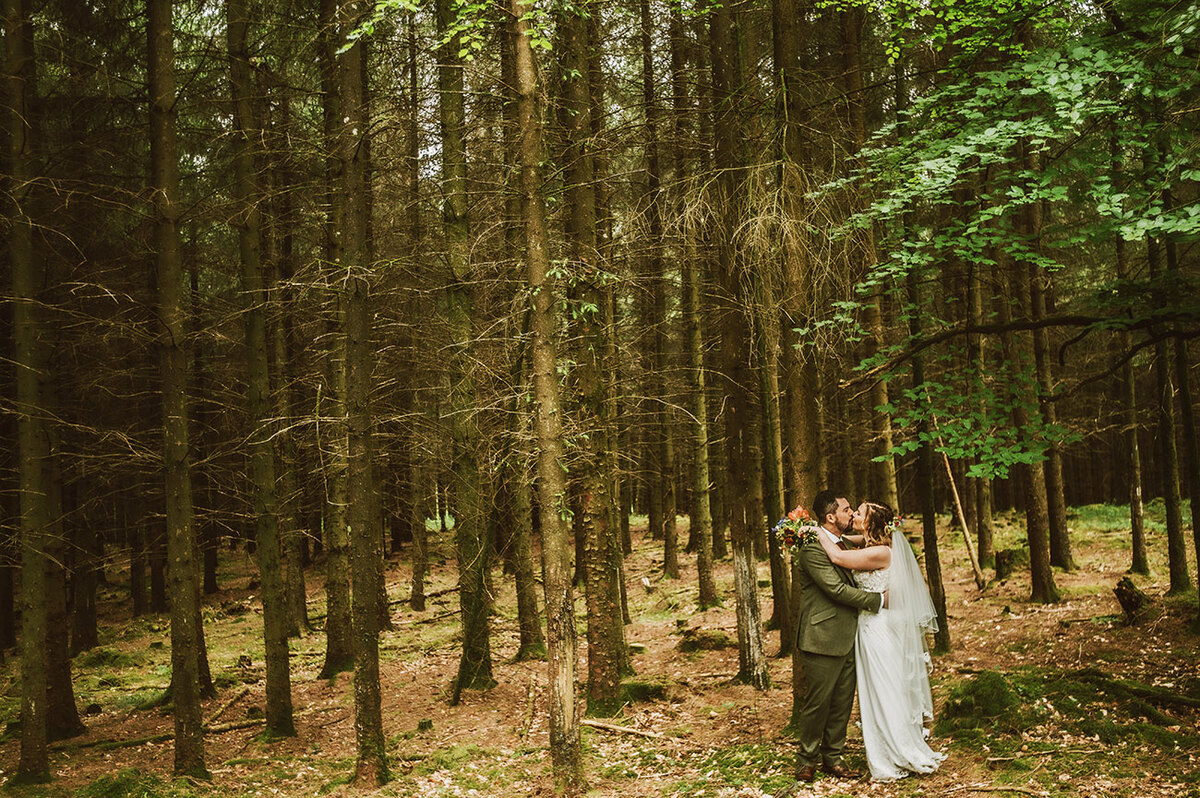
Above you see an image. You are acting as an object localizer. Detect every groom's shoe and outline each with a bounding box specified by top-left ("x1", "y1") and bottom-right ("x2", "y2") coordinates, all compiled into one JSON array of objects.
[
  {"x1": 794, "y1": 764, "x2": 817, "y2": 783},
  {"x1": 822, "y1": 763, "x2": 861, "y2": 780}
]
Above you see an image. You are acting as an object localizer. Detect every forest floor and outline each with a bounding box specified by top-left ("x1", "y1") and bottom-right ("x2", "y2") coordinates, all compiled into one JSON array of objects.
[{"x1": 1, "y1": 502, "x2": 1198, "y2": 798}]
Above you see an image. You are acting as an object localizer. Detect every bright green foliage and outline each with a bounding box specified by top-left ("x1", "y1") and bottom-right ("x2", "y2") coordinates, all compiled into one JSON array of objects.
[{"x1": 817, "y1": 0, "x2": 1200, "y2": 470}]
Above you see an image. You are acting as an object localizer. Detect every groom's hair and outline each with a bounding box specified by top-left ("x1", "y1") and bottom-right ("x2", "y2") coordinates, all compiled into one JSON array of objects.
[{"x1": 812, "y1": 489, "x2": 841, "y2": 525}]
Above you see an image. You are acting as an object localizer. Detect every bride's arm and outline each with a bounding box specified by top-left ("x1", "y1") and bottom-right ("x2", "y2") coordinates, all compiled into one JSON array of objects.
[{"x1": 817, "y1": 532, "x2": 892, "y2": 571}]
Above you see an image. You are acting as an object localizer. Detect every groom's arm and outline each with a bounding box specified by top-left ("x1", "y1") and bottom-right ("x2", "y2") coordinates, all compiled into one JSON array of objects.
[{"x1": 799, "y1": 545, "x2": 884, "y2": 612}]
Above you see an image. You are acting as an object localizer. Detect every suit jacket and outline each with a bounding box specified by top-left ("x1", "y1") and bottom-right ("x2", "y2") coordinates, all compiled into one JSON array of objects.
[{"x1": 794, "y1": 530, "x2": 884, "y2": 657}]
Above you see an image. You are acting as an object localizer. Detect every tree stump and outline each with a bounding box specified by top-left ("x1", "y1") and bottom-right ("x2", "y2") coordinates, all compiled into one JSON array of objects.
[
  {"x1": 994, "y1": 548, "x2": 1029, "y2": 581},
  {"x1": 1114, "y1": 576, "x2": 1151, "y2": 624}
]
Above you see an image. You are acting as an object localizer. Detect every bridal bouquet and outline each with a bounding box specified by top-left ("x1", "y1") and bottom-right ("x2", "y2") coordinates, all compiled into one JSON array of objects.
[{"x1": 773, "y1": 505, "x2": 819, "y2": 553}]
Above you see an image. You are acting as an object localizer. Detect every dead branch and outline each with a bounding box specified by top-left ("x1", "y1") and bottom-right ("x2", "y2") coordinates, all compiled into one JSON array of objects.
[
  {"x1": 205, "y1": 686, "x2": 251, "y2": 725},
  {"x1": 942, "y1": 784, "x2": 1043, "y2": 796},
  {"x1": 581, "y1": 719, "x2": 663, "y2": 739}
]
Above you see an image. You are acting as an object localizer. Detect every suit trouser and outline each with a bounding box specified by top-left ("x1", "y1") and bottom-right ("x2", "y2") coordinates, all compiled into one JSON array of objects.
[{"x1": 795, "y1": 647, "x2": 857, "y2": 769}]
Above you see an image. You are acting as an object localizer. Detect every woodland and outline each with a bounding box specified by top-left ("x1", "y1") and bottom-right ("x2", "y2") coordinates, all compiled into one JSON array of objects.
[{"x1": 0, "y1": 0, "x2": 1198, "y2": 795}]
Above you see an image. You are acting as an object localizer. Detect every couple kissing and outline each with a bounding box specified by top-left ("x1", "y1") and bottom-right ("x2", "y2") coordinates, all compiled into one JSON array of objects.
[{"x1": 792, "y1": 489, "x2": 946, "y2": 784}]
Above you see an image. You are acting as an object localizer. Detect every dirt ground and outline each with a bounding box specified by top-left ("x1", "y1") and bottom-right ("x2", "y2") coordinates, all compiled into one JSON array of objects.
[{"x1": 1, "y1": 507, "x2": 1197, "y2": 798}]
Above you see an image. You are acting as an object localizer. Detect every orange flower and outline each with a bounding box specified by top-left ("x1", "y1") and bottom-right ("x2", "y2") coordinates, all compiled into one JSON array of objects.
[{"x1": 787, "y1": 506, "x2": 810, "y2": 522}]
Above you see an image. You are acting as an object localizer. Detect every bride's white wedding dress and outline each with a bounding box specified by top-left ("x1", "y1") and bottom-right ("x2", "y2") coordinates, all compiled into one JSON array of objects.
[{"x1": 853, "y1": 563, "x2": 947, "y2": 781}]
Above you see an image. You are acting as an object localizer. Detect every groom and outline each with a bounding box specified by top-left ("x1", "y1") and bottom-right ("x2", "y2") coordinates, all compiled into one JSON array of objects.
[{"x1": 793, "y1": 489, "x2": 884, "y2": 782}]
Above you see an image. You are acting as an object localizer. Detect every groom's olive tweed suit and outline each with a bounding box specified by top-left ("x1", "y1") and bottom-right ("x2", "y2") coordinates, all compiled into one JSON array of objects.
[{"x1": 793, "y1": 532, "x2": 883, "y2": 772}]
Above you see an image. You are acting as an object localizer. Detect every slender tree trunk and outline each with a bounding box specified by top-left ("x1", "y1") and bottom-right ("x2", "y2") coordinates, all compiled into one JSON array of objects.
[
  {"x1": 908, "y1": 273, "x2": 950, "y2": 648},
  {"x1": 345, "y1": 274, "x2": 388, "y2": 782},
  {"x1": 757, "y1": 292, "x2": 790, "y2": 643},
  {"x1": 149, "y1": 524, "x2": 167, "y2": 612},
  {"x1": 1031, "y1": 265, "x2": 1074, "y2": 571},
  {"x1": 513, "y1": 1, "x2": 584, "y2": 787},
  {"x1": 998, "y1": 245, "x2": 1059, "y2": 603},
  {"x1": 558, "y1": 0, "x2": 626, "y2": 716},
  {"x1": 39, "y1": 446, "x2": 76, "y2": 740},
  {"x1": 269, "y1": 97, "x2": 309, "y2": 635},
  {"x1": 131, "y1": 514, "x2": 148, "y2": 616},
  {"x1": 317, "y1": 0, "x2": 354, "y2": 680},
  {"x1": 337, "y1": 0, "x2": 387, "y2": 784},
  {"x1": 1111, "y1": 132, "x2": 1148, "y2": 574},
  {"x1": 69, "y1": 520, "x2": 100, "y2": 655},
  {"x1": 11, "y1": 62, "x2": 50, "y2": 760},
  {"x1": 510, "y1": 450, "x2": 546, "y2": 659},
  {"x1": 150, "y1": 0, "x2": 206, "y2": 775},
  {"x1": 712, "y1": 0, "x2": 769, "y2": 690},
  {"x1": 229, "y1": 0, "x2": 295, "y2": 737},
  {"x1": 966, "y1": 253, "x2": 995, "y2": 568},
  {"x1": 672, "y1": 1, "x2": 716, "y2": 608},
  {"x1": 410, "y1": 462, "x2": 430, "y2": 612},
  {"x1": 436, "y1": 0, "x2": 493, "y2": 701},
  {"x1": 1147, "y1": 234, "x2": 1190, "y2": 594},
  {"x1": 841, "y1": 7, "x2": 897, "y2": 510}
]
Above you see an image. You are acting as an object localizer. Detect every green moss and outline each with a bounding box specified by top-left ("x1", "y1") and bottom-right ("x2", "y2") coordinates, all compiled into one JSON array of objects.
[
  {"x1": 620, "y1": 677, "x2": 673, "y2": 703},
  {"x1": 937, "y1": 670, "x2": 1021, "y2": 733},
  {"x1": 415, "y1": 744, "x2": 496, "y2": 776},
  {"x1": 76, "y1": 647, "x2": 142, "y2": 670},
  {"x1": 676, "y1": 628, "x2": 732, "y2": 653},
  {"x1": 74, "y1": 769, "x2": 195, "y2": 798}
]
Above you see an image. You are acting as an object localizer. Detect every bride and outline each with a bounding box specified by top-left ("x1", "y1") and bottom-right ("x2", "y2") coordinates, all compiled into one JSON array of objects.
[{"x1": 817, "y1": 501, "x2": 947, "y2": 782}]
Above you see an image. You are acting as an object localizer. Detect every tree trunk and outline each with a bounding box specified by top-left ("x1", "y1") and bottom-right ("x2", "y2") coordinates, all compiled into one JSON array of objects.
[
  {"x1": 841, "y1": 7, "x2": 897, "y2": 510},
  {"x1": 1031, "y1": 265, "x2": 1075, "y2": 571},
  {"x1": 510, "y1": 451, "x2": 545, "y2": 660},
  {"x1": 966, "y1": 252, "x2": 995, "y2": 568},
  {"x1": 268, "y1": 107, "x2": 309, "y2": 635},
  {"x1": 131, "y1": 515, "x2": 148, "y2": 617},
  {"x1": 69, "y1": 519, "x2": 100, "y2": 655},
  {"x1": 512, "y1": 1, "x2": 584, "y2": 788},
  {"x1": 149, "y1": 523, "x2": 167, "y2": 612},
  {"x1": 1111, "y1": 133, "x2": 1148, "y2": 575},
  {"x1": 409, "y1": 462, "x2": 430, "y2": 612},
  {"x1": 908, "y1": 271, "x2": 951, "y2": 650},
  {"x1": 152, "y1": 0, "x2": 206, "y2": 775},
  {"x1": 636, "y1": 0, "x2": 677, "y2": 577},
  {"x1": 712, "y1": 0, "x2": 769, "y2": 690},
  {"x1": 45, "y1": 539, "x2": 84, "y2": 741},
  {"x1": 1147, "y1": 234, "x2": 1190, "y2": 594},
  {"x1": 436, "y1": 0, "x2": 493, "y2": 702},
  {"x1": 316, "y1": 0, "x2": 354, "y2": 680},
  {"x1": 558, "y1": 0, "x2": 626, "y2": 716},
  {"x1": 229, "y1": 0, "x2": 295, "y2": 737},
  {"x1": 11, "y1": 66, "x2": 50, "y2": 761},
  {"x1": 998, "y1": 244, "x2": 1059, "y2": 603},
  {"x1": 338, "y1": 0, "x2": 388, "y2": 785},
  {"x1": 674, "y1": 0, "x2": 715, "y2": 606}
]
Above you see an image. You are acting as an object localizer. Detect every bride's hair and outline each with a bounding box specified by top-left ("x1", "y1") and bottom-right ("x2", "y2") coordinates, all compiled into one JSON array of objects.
[{"x1": 862, "y1": 502, "x2": 895, "y2": 546}]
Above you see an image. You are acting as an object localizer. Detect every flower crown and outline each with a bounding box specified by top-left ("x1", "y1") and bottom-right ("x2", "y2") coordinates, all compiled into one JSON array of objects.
[{"x1": 884, "y1": 514, "x2": 904, "y2": 537}]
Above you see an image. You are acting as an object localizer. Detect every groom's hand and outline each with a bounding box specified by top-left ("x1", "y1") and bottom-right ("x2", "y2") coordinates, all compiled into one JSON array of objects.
[{"x1": 882, "y1": 590, "x2": 889, "y2": 609}]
